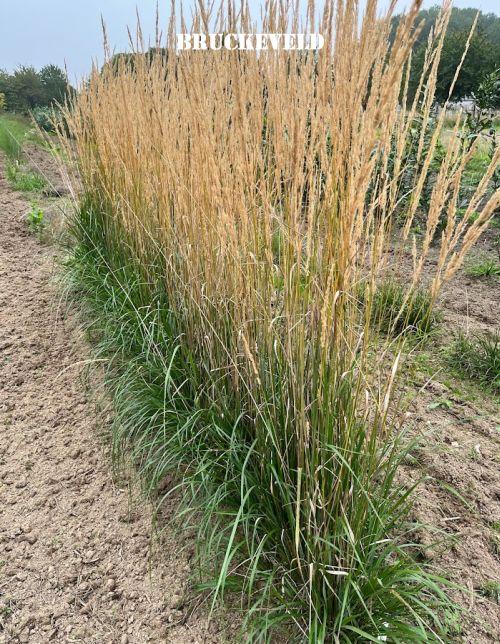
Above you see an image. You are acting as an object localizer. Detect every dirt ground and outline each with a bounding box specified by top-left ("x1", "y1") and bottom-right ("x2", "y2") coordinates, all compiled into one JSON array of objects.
[
  {"x1": 403, "y1": 381, "x2": 500, "y2": 640},
  {"x1": 0, "y1": 154, "x2": 229, "y2": 643},
  {"x1": 392, "y1": 230, "x2": 500, "y2": 640},
  {"x1": 0, "y1": 144, "x2": 499, "y2": 643}
]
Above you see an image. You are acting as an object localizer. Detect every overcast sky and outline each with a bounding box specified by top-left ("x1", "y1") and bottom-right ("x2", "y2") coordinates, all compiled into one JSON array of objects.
[{"x1": 1, "y1": 1, "x2": 498, "y2": 83}]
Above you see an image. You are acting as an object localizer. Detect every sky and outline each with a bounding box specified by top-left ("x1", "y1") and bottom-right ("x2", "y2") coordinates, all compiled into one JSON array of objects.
[{"x1": 0, "y1": 1, "x2": 499, "y2": 83}]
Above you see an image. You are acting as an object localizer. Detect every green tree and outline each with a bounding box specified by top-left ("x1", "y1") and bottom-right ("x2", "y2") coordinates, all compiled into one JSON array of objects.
[
  {"x1": 40, "y1": 64, "x2": 70, "y2": 105},
  {"x1": 434, "y1": 26, "x2": 496, "y2": 103},
  {"x1": 8, "y1": 66, "x2": 45, "y2": 112},
  {"x1": 0, "y1": 65, "x2": 74, "y2": 114},
  {"x1": 0, "y1": 69, "x2": 11, "y2": 108},
  {"x1": 393, "y1": 7, "x2": 500, "y2": 105}
]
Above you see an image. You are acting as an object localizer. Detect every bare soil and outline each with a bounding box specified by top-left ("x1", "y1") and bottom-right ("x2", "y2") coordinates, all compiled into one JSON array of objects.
[
  {"x1": 403, "y1": 383, "x2": 500, "y2": 641},
  {"x1": 399, "y1": 231, "x2": 500, "y2": 640},
  {"x1": 0, "y1": 154, "x2": 229, "y2": 643}
]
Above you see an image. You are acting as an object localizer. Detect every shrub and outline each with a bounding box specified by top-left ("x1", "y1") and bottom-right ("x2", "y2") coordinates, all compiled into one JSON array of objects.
[{"x1": 32, "y1": 106, "x2": 61, "y2": 133}]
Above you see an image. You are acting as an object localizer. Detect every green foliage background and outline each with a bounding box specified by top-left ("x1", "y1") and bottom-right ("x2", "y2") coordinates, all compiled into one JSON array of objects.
[
  {"x1": 0, "y1": 64, "x2": 73, "y2": 113},
  {"x1": 392, "y1": 6, "x2": 500, "y2": 105}
]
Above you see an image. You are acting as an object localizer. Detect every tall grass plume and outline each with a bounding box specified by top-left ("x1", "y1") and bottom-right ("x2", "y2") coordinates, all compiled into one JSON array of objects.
[{"x1": 58, "y1": 1, "x2": 499, "y2": 640}]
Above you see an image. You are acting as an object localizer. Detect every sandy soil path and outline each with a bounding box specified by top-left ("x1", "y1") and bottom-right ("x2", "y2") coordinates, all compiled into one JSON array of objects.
[{"x1": 0, "y1": 163, "x2": 222, "y2": 643}]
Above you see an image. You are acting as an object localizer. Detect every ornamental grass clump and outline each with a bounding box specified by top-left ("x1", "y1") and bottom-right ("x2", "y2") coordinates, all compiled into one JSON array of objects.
[{"x1": 58, "y1": 1, "x2": 499, "y2": 640}]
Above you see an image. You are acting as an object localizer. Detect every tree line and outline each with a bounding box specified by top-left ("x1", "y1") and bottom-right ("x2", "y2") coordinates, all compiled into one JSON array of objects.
[
  {"x1": 392, "y1": 6, "x2": 500, "y2": 106},
  {"x1": 0, "y1": 64, "x2": 73, "y2": 113}
]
